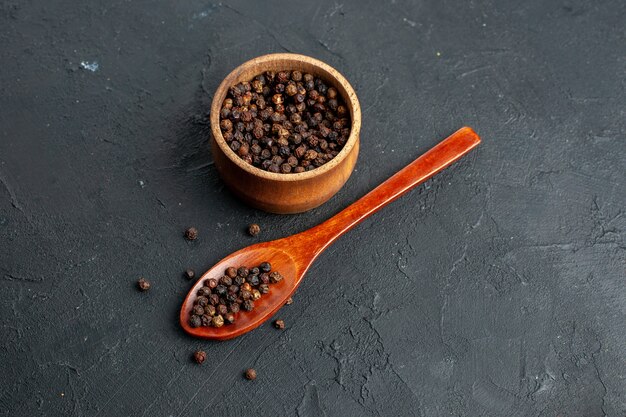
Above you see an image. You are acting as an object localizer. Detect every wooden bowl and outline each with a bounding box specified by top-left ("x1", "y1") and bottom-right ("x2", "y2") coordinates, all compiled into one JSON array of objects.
[{"x1": 210, "y1": 53, "x2": 361, "y2": 214}]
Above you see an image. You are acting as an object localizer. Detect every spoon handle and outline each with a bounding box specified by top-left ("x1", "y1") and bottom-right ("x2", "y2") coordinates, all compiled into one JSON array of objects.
[{"x1": 301, "y1": 126, "x2": 481, "y2": 256}]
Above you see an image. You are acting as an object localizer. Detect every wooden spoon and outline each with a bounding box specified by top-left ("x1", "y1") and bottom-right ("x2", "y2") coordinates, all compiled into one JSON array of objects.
[{"x1": 180, "y1": 127, "x2": 480, "y2": 340}]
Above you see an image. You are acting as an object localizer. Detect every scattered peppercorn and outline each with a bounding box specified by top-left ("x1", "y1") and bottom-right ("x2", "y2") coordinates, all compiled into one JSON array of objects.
[
  {"x1": 193, "y1": 350, "x2": 207, "y2": 364},
  {"x1": 274, "y1": 319, "x2": 285, "y2": 329},
  {"x1": 219, "y1": 71, "x2": 351, "y2": 173},
  {"x1": 185, "y1": 227, "x2": 198, "y2": 240},
  {"x1": 184, "y1": 269, "x2": 195, "y2": 280},
  {"x1": 137, "y1": 277, "x2": 151, "y2": 291},
  {"x1": 245, "y1": 368, "x2": 257, "y2": 380},
  {"x1": 188, "y1": 262, "x2": 286, "y2": 327},
  {"x1": 248, "y1": 223, "x2": 261, "y2": 236}
]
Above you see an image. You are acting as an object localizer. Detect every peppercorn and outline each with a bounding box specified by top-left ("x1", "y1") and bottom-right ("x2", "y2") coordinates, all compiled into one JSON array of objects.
[
  {"x1": 304, "y1": 149, "x2": 318, "y2": 160},
  {"x1": 201, "y1": 314, "x2": 212, "y2": 327},
  {"x1": 217, "y1": 304, "x2": 228, "y2": 316},
  {"x1": 184, "y1": 227, "x2": 198, "y2": 240},
  {"x1": 225, "y1": 267, "x2": 237, "y2": 278},
  {"x1": 259, "y1": 283, "x2": 270, "y2": 294},
  {"x1": 278, "y1": 71, "x2": 291, "y2": 83},
  {"x1": 208, "y1": 294, "x2": 220, "y2": 305},
  {"x1": 194, "y1": 350, "x2": 207, "y2": 364},
  {"x1": 215, "y1": 285, "x2": 227, "y2": 296},
  {"x1": 205, "y1": 278, "x2": 218, "y2": 289},
  {"x1": 242, "y1": 300, "x2": 255, "y2": 311},
  {"x1": 250, "y1": 267, "x2": 260, "y2": 275},
  {"x1": 184, "y1": 269, "x2": 195, "y2": 280},
  {"x1": 251, "y1": 289, "x2": 261, "y2": 300},
  {"x1": 259, "y1": 273, "x2": 270, "y2": 284},
  {"x1": 224, "y1": 313, "x2": 235, "y2": 324},
  {"x1": 248, "y1": 223, "x2": 261, "y2": 237},
  {"x1": 196, "y1": 296, "x2": 209, "y2": 306},
  {"x1": 237, "y1": 143, "x2": 249, "y2": 158},
  {"x1": 259, "y1": 262, "x2": 271, "y2": 272},
  {"x1": 204, "y1": 305, "x2": 216, "y2": 316},
  {"x1": 234, "y1": 276, "x2": 245, "y2": 286},
  {"x1": 220, "y1": 275, "x2": 232, "y2": 286},
  {"x1": 274, "y1": 319, "x2": 285, "y2": 329},
  {"x1": 220, "y1": 119, "x2": 233, "y2": 132},
  {"x1": 245, "y1": 368, "x2": 257, "y2": 380},
  {"x1": 229, "y1": 303, "x2": 240, "y2": 313},
  {"x1": 197, "y1": 286, "x2": 211, "y2": 296},
  {"x1": 190, "y1": 315, "x2": 202, "y2": 328},
  {"x1": 294, "y1": 145, "x2": 306, "y2": 159},
  {"x1": 137, "y1": 277, "x2": 150, "y2": 291},
  {"x1": 237, "y1": 266, "x2": 249, "y2": 277},
  {"x1": 247, "y1": 275, "x2": 260, "y2": 286},
  {"x1": 269, "y1": 271, "x2": 283, "y2": 283},
  {"x1": 193, "y1": 305, "x2": 205, "y2": 316},
  {"x1": 228, "y1": 284, "x2": 239, "y2": 294},
  {"x1": 285, "y1": 83, "x2": 297, "y2": 96},
  {"x1": 211, "y1": 315, "x2": 224, "y2": 327}
]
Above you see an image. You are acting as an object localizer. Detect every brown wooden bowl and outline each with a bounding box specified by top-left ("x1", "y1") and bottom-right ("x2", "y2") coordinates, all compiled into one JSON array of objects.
[{"x1": 210, "y1": 53, "x2": 361, "y2": 214}]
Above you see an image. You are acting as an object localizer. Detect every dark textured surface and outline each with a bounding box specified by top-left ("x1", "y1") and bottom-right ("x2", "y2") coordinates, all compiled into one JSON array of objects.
[{"x1": 1, "y1": 0, "x2": 625, "y2": 415}]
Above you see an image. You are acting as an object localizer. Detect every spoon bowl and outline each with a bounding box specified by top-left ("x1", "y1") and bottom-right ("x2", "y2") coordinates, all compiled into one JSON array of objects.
[
  {"x1": 180, "y1": 127, "x2": 481, "y2": 340},
  {"x1": 180, "y1": 237, "x2": 308, "y2": 340}
]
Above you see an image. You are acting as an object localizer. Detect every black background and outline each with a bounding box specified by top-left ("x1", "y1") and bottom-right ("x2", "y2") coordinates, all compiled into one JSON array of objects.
[{"x1": 1, "y1": 0, "x2": 625, "y2": 416}]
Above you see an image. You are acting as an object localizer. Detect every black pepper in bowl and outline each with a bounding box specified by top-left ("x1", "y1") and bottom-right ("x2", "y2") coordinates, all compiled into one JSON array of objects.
[{"x1": 219, "y1": 71, "x2": 351, "y2": 173}]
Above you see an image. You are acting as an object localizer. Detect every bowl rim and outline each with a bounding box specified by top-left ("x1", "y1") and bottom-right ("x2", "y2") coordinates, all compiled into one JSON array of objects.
[{"x1": 210, "y1": 53, "x2": 361, "y2": 182}]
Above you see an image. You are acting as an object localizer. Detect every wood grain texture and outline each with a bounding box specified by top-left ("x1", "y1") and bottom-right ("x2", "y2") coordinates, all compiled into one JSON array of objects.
[
  {"x1": 181, "y1": 127, "x2": 480, "y2": 340},
  {"x1": 210, "y1": 53, "x2": 362, "y2": 213}
]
